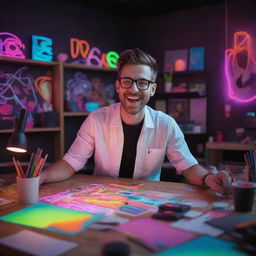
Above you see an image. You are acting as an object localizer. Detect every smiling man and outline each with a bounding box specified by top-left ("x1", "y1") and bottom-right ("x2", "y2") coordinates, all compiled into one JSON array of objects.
[{"x1": 41, "y1": 48, "x2": 231, "y2": 195}]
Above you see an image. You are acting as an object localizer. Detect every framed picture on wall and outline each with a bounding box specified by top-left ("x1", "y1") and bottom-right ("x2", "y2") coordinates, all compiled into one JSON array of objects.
[
  {"x1": 168, "y1": 98, "x2": 190, "y2": 124},
  {"x1": 189, "y1": 47, "x2": 205, "y2": 71},
  {"x1": 164, "y1": 49, "x2": 188, "y2": 73},
  {"x1": 155, "y1": 100, "x2": 167, "y2": 113}
]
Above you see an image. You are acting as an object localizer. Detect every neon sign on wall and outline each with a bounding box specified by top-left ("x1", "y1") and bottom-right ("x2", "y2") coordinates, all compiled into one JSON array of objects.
[
  {"x1": 0, "y1": 32, "x2": 119, "y2": 68},
  {"x1": 225, "y1": 31, "x2": 256, "y2": 103},
  {"x1": 0, "y1": 32, "x2": 25, "y2": 59},
  {"x1": 70, "y1": 38, "x2": 119, "y2": 68},
  {"x1": 32, "y1": 35, "x2": 53, "y2": 62}
]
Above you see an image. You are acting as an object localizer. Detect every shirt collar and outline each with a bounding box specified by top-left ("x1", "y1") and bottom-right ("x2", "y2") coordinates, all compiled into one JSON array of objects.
[{"x1": 108, "y1": 102, "x2": 154, "y2": 129}]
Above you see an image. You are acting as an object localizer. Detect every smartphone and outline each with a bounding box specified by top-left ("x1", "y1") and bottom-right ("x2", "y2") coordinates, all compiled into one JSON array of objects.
[{"x1": 158, "y1": 203, "x2": 191, "y2": 213}]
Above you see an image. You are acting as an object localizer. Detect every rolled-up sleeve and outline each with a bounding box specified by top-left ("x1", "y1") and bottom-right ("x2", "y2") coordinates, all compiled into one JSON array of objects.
[
  {"x1": 166, "y1": 119, "x2": 198, "y2": 174},
  {"x1": 63, "y1": 115, "x2": 95, "y2": 171}
]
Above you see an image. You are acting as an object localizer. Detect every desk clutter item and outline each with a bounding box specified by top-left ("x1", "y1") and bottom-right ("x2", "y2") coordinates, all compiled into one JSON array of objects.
[
  {"x1": 13, "y1": 148, "x2": 48, "y2": 178},
  {"x1": 0, "y1": 203, "x2": 103, "y2": 235},
  {"x1": 0, "y1": 230, "x2": 78, "y2": 256},
  {"x1": 154, "y1": 235, "x2": 247, "y2": 256},
  {"x1": 232, "y1": 181, "x2": 256, "y2": 212},
  {"x1": 16, "y1": 176, "x2": 40, "y2": 204},
  {"x1": 102, "y1": 241, "x2": 130, "y2": 256},
  {"x1": 39, "y1": 183, "x2": 184, "y2": 216},
  {"x1": 206, "y1": 212, "x2": 256, "y2": 233},
  {"x1": 114, "y1": 218, "x2": 197, "y2": 252}
]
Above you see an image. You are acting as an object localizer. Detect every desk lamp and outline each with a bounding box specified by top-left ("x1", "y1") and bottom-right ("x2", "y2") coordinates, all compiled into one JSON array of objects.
[{"x1": 6, "y1": 109, "x2": 28, "y2": 153}]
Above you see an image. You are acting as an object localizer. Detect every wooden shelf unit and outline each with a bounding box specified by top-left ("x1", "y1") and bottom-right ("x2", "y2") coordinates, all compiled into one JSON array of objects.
[
  {"x1": 0, "y1": 57, "x2": 117, "y2": 166},
  {"x1": 206, "y1": 142, "x2": 256, "y2": 166}
]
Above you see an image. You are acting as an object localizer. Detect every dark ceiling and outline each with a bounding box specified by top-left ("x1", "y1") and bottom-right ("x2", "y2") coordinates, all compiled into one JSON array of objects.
[{"x1": 65, "y1": 0, "x2": 225, "y2": 16}]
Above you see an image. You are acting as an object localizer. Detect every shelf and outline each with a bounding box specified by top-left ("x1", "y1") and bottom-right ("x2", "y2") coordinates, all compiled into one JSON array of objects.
[
  {"x1": 63, "y1": 62, "x2": 117, "y2": 72},
  {"x1": 0, "y1": 127, "x2": 61, "y2": 133},
  {"x1": 155, "y1": 91, "x2": 206, "y2": 99},
  {"x1": 64, "y1": 112, "x2": 90, "y2": 117},
  {"x1": 206, "y1": 142, "x2": 256, "y2": 151},
  {"x1": 183, "y1": 131, "x2": 206, "y2": 135},
  {"x1": 0, "y1": 56, "x2": 58, "y2": 67}
]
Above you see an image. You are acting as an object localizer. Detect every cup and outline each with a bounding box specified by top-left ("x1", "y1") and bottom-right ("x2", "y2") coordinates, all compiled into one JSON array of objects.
[
  {"x1": 16, "y1": 176, "x2": 40, "y2": 204},
  {"x1": 232, "y1": 181, "x2": 256, "y2": 212}
]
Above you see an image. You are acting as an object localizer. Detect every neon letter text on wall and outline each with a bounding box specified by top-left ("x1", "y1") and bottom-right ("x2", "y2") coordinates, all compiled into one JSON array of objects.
[
  {"x1": 32, "y1": 35, "x2": 53, "y2": 62},
  {"x1": 225, "y1": 31, "x2": 256, "y2": 103},
  {"x1": 0, "y1": 32, "x2": 25, "y2": 59}
]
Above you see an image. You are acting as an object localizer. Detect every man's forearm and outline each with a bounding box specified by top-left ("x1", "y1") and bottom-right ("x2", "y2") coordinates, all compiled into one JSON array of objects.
[
  {"x1": 40, "y1": 159, "x2": 76, "y2": 184},
  {"x1": 182, "y1": 164, "x2": 208, "y2": 186}
]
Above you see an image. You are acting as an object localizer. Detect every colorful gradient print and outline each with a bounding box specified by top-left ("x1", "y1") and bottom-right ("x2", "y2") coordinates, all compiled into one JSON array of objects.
[{"x1": 0, "y1": 203, "x2": 103, "y2": 235}]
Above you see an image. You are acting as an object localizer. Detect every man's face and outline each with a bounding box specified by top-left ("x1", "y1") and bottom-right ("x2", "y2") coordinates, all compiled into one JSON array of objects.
[{"x1": 115, "y1": 64, "x2": 157, "y2": 116}]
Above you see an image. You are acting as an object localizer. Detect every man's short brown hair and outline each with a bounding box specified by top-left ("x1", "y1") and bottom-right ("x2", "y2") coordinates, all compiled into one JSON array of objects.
[{"x1": 117, "y1": 48, "x2": 158, "y2": 81}]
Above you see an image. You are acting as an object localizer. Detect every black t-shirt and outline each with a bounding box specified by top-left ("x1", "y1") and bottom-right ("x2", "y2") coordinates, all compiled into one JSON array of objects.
[{"x1": 118, "y1": 119, "x2": 144, "y2": 178}]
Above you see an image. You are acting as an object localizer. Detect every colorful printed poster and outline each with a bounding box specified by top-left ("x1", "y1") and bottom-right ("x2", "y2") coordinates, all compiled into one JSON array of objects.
[
  {"x1": 0, "y1": 203, "x2": 103, "y2": 236},
  {"x1": 189, "y1": 47, "x2": 205, "y2": 71},
  {"x1": 164, "y1": 49, "x2": 188, "y2": 72}
]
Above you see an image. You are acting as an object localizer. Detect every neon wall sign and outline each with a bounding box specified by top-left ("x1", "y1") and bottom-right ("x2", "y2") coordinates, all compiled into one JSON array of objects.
[
  {"x1": 0, "y1": 32, "x2": 119, "y2": 68},
  {"x1": 32, "y1": 35, "x2": 53, "y2": 62},
  {"x1": 70, "y1": 38, "x2": 119, "y2": 68},
  {"x1": 225, "y1": 31, "x2": 256, "y2": 103},
  {"x1": 0, "y1": 32, "x2": 25, "y2": 59}
]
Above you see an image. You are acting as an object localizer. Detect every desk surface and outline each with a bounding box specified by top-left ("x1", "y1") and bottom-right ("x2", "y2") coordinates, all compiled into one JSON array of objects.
[{"x1": 0, "y1": 174, "x2": 255, "y2": 256}]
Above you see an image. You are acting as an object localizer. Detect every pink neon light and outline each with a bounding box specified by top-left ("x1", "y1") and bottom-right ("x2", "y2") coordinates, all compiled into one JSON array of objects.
[
  {"x1": 0, "y1": 32, "x2": 25, "y2": 59},
  {"x1": 225, "y1": 31, "x2": 256, "y2": 103}
]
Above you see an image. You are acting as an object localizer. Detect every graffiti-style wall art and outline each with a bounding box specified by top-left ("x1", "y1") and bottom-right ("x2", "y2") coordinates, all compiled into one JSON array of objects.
[
  {"x1": 65, "y1": 71, "x2": 115, "y2": 112},
  {"x1": 225, "y1": 31, "x2": 256, "y2": 103},
  {"x1": 0, "y1": 66, "x2": 53, "y2": 128}
]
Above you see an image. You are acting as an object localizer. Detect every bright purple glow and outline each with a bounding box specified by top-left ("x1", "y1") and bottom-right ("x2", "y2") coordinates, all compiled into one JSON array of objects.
[
  {"x1": 0, "y1": 32, "x2": 25, "y2": 59},
  {"x1": 224, "y1": 31, "x2": 256, "y2": 103},
  {"x1": 86, "y1": 47, "x2": 102, "y2": 66}
]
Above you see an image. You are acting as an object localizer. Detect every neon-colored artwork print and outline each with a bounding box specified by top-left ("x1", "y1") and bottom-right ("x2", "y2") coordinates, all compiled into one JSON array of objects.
[
  {"x1": 39, "y1": 184, "x2": 176, "y2": 216},
  {"x1": 0, "y1": 203, "x2": 103, "y2": 235}
]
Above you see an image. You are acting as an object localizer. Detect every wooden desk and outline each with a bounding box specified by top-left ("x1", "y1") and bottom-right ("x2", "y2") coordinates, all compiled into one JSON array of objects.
[
  {"x1": 0, "y1": 174, "x2": 255, "y2": 256},
  {"x1": 206, "y1": 142, "x2": 256, "y2": 166}
]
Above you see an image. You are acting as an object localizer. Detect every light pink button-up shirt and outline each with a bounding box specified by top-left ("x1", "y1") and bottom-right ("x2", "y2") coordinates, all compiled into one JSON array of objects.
[{"x1": 63, "y1": 103, "x2": 198, "y2": 181}]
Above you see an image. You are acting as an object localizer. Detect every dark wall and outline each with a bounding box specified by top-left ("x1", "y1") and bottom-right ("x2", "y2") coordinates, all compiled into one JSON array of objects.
[
  {"x1": 129, "y1": 0, "x2": 256, "y2": 138},
  {"x1": 1, "y1": 0, "x2": 131, "y2": 58},
  {"x1": 1, "y1": 0, "x2": 256, "y2": 139}
]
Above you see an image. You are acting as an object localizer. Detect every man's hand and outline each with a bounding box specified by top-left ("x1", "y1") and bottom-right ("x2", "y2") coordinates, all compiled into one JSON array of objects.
[{"x1": 204, "y1": 171, "x2": 232, "y2": 195}]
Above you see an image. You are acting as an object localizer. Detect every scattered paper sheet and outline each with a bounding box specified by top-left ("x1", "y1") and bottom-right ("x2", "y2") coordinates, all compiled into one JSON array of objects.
[
  {"x1": 0, "y1": 230, "x2": 78, "y2": 256},
  {"x1": 0, "y1": 203, "x2": 103, "y2": 236},
  {"x1": 0, "y1": 197, "x2": 14, "y2": 206},
  {"x1": 171, "y1": 211, "x2": 229, "y2": 237},
  {"x1": 154, "y1": 235, "x2": 247, "y2": 256},
  {"x1": 114, "y1": 218, "x2": 197, "y2": 251}
]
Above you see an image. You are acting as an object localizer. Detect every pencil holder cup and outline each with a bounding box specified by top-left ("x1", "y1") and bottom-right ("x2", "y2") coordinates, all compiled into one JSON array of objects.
[{"x1": 16, "y1": 176, "x2": 40, "y2": 204}]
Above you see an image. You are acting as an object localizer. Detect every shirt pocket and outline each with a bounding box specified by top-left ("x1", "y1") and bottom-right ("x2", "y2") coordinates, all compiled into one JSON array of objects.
[{"x1": 143, "y1": 149, "x2": 166, "y2": 177}]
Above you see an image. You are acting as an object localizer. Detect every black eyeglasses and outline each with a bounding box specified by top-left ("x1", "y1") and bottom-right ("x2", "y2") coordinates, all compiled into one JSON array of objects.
[{"x1": 118, "y1": 78, "x2": 155, "y2": 90}]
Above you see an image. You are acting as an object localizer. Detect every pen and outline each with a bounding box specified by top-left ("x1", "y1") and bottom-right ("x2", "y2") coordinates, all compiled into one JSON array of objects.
[{"x1": 225, "y1": 165, "x2": 235, "y2": 182}]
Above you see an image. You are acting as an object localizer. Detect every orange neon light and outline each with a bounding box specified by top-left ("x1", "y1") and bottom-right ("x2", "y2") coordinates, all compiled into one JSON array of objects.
[
  {"x1": 101, "y1": 53, "x2": 110, "y2": 68},
  {"x1": 70, "y1": 38, "x2": 90, "y2": 59}
]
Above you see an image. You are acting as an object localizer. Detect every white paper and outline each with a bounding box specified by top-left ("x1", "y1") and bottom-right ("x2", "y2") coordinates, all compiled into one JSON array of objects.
[
  {"x1": 0, "y1": 197, "x2": 14, "y2": 206},
  {"x1": 0, "y1": 230, "x2": 78, "y2": 256},
  {"x1": 171, "y1": 212, "x2": 224, "y2": 237}
]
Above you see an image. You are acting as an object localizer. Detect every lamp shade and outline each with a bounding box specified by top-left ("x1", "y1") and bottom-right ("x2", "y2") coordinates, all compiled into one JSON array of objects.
[{"x1": 6, "y1": 109, "x2": 28, "y2": 153}]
